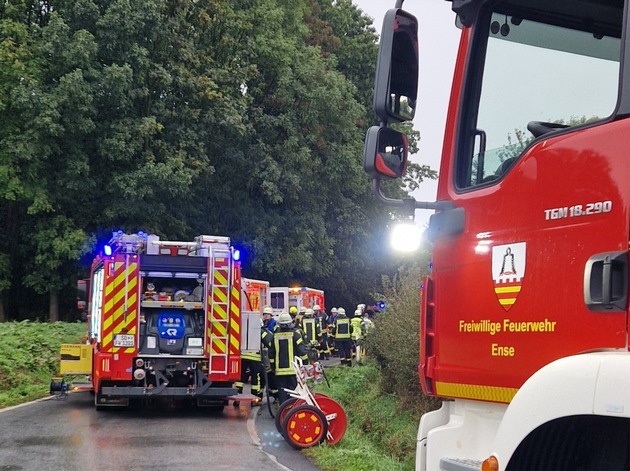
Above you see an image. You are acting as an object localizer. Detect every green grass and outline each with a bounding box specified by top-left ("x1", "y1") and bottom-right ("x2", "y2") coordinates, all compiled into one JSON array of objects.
[
  {"x1": 305, "y1": 361, "x2": 426, "y2": 471},
  {"x1": 0, "y1": 321, "x2": 86, "y2": 407}
]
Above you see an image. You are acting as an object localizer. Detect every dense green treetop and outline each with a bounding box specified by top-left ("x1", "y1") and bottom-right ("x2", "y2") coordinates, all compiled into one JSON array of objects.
[{"x1": 0, "y1": 0, "x2": 436, "y2": 319}]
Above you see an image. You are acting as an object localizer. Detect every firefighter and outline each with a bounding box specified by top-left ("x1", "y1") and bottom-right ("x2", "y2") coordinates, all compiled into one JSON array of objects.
[
  {"x1": 301, "y1": 308, "x2": 321, "y2": 363},
  {"x1": 260, "y1": 316, "x2": 277, "y2": 401},
  {"x1": 351, "y1": 309, "x2": 364, "y2": 362},
  {"x1": 332, "y1": 307, "x2": 353, "y2": 366},
  {"x1": 262, "y1": 305, "x2": 276, "y2": 332},
  {"x1": 328, "y1": 307, "x2": 338, "y2": 356},
  {"x1": 313, "y1": 304, "x2": 330, "y2": 360},
  {"x1": 289, "y1": 306, "x2": 298, "y2": 323},
  {"x1": 234, "y1": 348, "x2": 264, "y2": 407},
  {"x1": 269, "y1": 312, "x2": 308, "y2": 405},
  {"x1": 296, "y1": 306, "x2": 307, "y2": 327}
]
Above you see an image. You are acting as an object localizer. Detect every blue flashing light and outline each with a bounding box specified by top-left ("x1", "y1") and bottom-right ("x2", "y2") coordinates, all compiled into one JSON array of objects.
[
  {"x1": 104, "y1": 245, "x2": 113, "y2": 256},
  {"x1": 233, "y1": 249, "x2": 241, "y2": 261},
  {"x1": 377, "y1": 301, "x2": 386, "y2": 310}
]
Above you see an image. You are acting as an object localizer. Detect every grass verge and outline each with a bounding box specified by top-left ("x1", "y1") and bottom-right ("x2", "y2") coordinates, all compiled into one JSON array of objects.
[
  {"x1": 0, "y1": 321, "x2": 86, "y2": 408},
  {"x1": 305, "y1": 361, "x2": 426, "y2": 471}
]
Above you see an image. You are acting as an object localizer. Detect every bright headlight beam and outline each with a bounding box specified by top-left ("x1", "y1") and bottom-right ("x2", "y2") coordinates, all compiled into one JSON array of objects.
[{"x1": 391, "y1": 223, "x2": 423, "y2": 252}]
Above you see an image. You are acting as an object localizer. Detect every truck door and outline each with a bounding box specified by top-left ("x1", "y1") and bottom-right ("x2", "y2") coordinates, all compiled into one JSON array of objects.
[{"x1": 425, "y1": 1, "x2": 629, "y2": 401}]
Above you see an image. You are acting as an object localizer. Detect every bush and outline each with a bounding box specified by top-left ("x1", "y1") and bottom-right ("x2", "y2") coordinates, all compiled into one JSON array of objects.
[{"x1": 365, "y1": 252, "x2": 440, "y2": 412}]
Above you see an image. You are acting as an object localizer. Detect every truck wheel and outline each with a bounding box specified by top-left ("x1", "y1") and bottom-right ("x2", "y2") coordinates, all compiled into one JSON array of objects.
[
  {"x1": 282, "y1": 404, "x2": 328, "y2": 449},
  {"x1": 94, "y1": 392, "x2": 106, "y2": 411}
]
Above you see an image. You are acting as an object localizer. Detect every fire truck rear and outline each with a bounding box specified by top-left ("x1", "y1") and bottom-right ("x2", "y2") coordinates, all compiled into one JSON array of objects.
[
  {"x1": 60, "y1": 231, "x2": 259, "y2": 410},
  {"x1": 365, "y1": 1, "x2": 630, "y2": 470}
]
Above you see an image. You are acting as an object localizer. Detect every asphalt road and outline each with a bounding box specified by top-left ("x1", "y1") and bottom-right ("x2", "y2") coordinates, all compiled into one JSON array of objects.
[{"x1": 0, "y1": 392, "x2": 321, "y2": 471}]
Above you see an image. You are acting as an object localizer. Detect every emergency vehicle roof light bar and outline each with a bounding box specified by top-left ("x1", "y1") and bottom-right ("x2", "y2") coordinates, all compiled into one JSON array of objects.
[
  {"x1": 108, "y1": 231, "x2": 148, "y2": 254},
  {"x1": 195, "y1": 235, "x2": 230, "y2": 245}
]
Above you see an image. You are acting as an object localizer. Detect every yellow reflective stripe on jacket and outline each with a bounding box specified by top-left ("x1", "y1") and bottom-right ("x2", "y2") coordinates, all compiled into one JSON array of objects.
[{"x1": 241, "y1": 351, "x2": 261, "y2": 362}]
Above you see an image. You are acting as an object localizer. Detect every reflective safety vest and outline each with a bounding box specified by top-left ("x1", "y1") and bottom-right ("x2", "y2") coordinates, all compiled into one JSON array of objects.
[
  {"x1": 302, "y1": 318, "x2": 320, "y2": 345},
  {"x1": 334, "y1": 317, "x2": 351, "y2": 340},
  {"x1": 350, "y1": 317, "x2": 363, "y2": 340},
  {"x1": 272, "y1": 330, "x2": 305, "y2": 376}
]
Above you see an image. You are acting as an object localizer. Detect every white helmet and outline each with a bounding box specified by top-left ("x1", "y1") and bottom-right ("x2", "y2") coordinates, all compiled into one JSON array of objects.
[
  {"x1": 331, "y1": 307, "x2": 338, "y2": 314},
  {"x1": 354, "y1": 310, "x2": 361, "y2": 316},
  {"x1": 263, "y1": 306, "x2": 273, "y2": 315},
  {"x1": 299, "y1": 306, "x2": 306, "y2": 313},
  {"x1": 278, "y1": 312, "x2": 293, "y2": 325},
  {"x1": 338, "y1": 307, "x2": 346, "y2": 315},
  {"x1": 313, "y1": 304, "x2": 321, "y2": 311},
  {"x1": 305, "y1": 308, "x2": 314, "y2": 317}
]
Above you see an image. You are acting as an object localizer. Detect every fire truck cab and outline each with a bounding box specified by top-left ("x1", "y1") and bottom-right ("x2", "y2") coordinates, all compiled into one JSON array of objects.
[{"x1": 366, "y1": 1, "x2": 630, "y2": 469}]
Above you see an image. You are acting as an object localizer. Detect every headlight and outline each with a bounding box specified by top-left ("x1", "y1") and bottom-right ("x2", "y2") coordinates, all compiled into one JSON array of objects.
[
  {"x1": 185, "y1": 347, "x2": 203, "y2": 355},
  {"x1": 188, "y1": 338, "x2": 203, "y2": 347}
]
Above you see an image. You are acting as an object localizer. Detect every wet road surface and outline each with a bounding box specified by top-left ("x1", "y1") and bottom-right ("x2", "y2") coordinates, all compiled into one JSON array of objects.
[{"x1": 0, "y1": 392, "x2": 320, "y2": 471}]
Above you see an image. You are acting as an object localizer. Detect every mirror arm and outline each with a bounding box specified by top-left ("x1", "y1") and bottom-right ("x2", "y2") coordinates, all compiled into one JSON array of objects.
[
  {"x1": 395, "y1": 0, "x2": 404, "y2": 8},
  {"x1": 372, "y1": 178, "x2": 454, "y2": 213}
]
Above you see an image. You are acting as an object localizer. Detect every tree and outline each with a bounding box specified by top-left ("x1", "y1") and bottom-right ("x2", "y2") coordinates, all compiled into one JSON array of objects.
[{"x1": 0, "y1": 0, "x2": 438, "y2": 319}]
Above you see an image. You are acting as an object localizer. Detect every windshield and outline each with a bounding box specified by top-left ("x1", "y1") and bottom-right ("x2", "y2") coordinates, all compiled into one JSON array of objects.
[{"x1": 458, "y1": 2, "x2": 622, "y2": 188}]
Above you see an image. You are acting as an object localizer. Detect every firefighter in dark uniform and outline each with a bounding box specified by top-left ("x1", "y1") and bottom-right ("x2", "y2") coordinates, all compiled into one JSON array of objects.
[
  {"x1": 234, "y1": 348, "x2": 263, "y2": 406},
  {"x1": 328, "y1": 307, "x2": 338, "y2": 356},
  {"x1": 260, "y1": 313, "x2": 277, "y2": 400},
  {"x1": 332, "y1": 307, "x2": 353, "y2": 366},
  {"x1": 313, "y1": 304, "x2": 329, "y2": 360},
  {"x1": 269, "y1": 312, "x2": 308, "y2": 405},
  {"x1": 300, "y1": 307, "x2": 321, "y2": 363}
]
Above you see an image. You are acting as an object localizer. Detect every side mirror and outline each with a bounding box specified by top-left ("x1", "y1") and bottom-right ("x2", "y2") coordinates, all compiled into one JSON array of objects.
[
  {"x1": 374, "y1": 9, "x2": 419, "y2": 123},
  {"x1": 363, "y1": 126, "x2": 409, "y2": 179}
]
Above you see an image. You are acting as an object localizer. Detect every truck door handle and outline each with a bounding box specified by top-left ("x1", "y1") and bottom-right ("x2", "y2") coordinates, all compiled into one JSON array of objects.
[{"x1": 583, "y1": 251, "x2": 628, "y2": 311}]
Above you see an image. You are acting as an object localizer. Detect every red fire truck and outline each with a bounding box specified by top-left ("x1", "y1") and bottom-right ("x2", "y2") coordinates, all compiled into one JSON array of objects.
[
  {"x1": 58, "y1": 231, "x2": 260, "y2": 410},
  {"x1": 365, "y1": 2, "x2": 630, "y2": 469}
]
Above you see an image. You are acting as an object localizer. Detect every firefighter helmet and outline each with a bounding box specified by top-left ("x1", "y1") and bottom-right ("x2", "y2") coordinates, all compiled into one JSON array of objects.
[
  {"x1": 263, "y1": 306, "x2": 273, "y2": 315},
  {"x1": 305, "y1": 308, "x2": 314, "y2": 317},
  {"x1": 354, "y1": 309, "x2": 361, "y2": 317},
  {"x1": 289, "y1": 306, "x2": 298, "y2": 315},
  {"x1": 299, "y1": 306, "x2": 306, "y2": 313},
  {"x1": 331, "y1": 307, "x2": 338, "y2": 314},
  {"x1": 278, "y1": 313, "x2": 293, "y2": 325},
  {"x1": 313, "y1": 304, "x2": 321, "y2": 311},
  {"x1": 338, "y1": 307, "x2": 346, "y2": 315}
]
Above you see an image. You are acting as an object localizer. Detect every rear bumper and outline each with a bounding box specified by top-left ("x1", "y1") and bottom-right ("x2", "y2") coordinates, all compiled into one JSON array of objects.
[{"x1": 101, "y1": 386, "x2": 238, "y2": 397}]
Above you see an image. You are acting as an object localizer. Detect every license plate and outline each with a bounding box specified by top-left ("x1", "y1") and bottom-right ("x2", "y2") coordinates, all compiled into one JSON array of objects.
[{"x1": 114, "y1": 334, "x2": 135, "y2": 347}]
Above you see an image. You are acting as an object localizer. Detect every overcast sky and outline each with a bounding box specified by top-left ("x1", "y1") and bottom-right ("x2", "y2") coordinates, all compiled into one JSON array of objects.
[{"x1": 351, "y1": 0, "x2": 460, "y2": 228}]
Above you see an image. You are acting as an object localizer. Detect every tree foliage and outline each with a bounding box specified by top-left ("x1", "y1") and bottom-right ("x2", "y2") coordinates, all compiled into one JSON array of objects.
[{"x1": 0, "y1": 0, "x2": 437, "y2": 320}]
